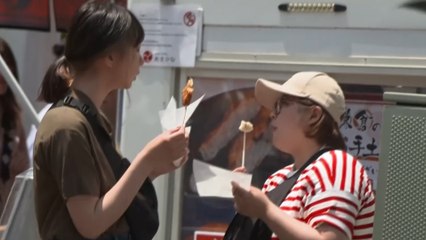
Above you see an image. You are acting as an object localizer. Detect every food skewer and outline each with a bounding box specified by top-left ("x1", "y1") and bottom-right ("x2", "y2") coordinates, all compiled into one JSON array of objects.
[
  {"x1": 181, "y1": 77, "x2": 194, "y2": 127},
  {"x1": 238, "y1": 120, "x2": 254, "y2": 168}
]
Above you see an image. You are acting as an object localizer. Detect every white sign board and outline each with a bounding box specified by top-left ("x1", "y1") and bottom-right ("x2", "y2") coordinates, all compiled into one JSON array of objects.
[{"x1": 131, "y1": 4, "x2": 202, "y2": 67}]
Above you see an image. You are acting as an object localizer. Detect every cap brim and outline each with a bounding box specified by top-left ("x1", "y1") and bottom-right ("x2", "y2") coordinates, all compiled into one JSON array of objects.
[
  {"x1": 255, "y1": 78, "x2": 307, "y2": 110},
  {"x1": 255, "y1": 79, "x2": 284, "y2": 111}
]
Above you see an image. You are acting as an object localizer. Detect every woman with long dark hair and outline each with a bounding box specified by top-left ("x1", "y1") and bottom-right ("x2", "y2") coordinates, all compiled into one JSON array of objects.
[
  {"x1": 33, "y1": 2, "x2": 188, "y2": 239},
  {"x1": 0, "y1": 37, "x2": 30, "y2": 215}
]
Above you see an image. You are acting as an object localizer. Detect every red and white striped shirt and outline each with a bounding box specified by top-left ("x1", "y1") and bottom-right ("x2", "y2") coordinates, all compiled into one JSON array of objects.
[{"x1": 263, "y1": 150, "x2": 375, "y2": 240}]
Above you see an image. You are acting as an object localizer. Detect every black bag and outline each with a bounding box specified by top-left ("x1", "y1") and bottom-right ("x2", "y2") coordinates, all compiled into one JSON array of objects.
[
  {"x1": 223, "y1": 147, "x2": 332, "y2": 240},
  {"x1": 54, "y1": 96, "x2": 159, "y2": 240}
]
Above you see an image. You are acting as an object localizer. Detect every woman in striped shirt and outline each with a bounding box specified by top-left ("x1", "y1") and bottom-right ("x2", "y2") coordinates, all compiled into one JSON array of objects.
[{"x1": 231, "y1": 72, "x2": 375, "y2": 240}]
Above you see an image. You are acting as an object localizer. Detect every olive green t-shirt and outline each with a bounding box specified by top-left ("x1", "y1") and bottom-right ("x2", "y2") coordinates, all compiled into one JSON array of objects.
[{"x1": 33, "y1": 90, "x2": 128, "y2": 240}]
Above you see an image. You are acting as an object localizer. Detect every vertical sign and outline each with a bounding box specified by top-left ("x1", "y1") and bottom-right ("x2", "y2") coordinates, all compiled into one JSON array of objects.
[{"x1": 340, "y1": 101, "x2": 385, "y2": 189}]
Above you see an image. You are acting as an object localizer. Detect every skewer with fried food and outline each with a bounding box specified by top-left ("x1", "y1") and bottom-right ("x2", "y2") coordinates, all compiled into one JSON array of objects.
[{"x1": 181, "y1": 77, "x2": 194, "y2": 126}]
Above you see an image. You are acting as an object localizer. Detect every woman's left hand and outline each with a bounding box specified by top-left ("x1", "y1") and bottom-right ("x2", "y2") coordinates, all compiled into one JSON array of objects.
[{"x1": 231, "y1": 181, "x2": 272, "y2": 219}]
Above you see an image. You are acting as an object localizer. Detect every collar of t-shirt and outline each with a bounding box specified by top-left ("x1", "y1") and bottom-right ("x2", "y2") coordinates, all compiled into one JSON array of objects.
[{"x1": 66, "y1": 89, "x2": 114, "y2": 138}]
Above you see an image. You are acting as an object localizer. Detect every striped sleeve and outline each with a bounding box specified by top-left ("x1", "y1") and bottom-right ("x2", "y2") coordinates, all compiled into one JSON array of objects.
[
  {"x1": 262, "y1": 165, "x2": 294, "y2": 192},
  {"x1": 304, "y1": 190, "x2": 359, "y2": 237},
  {"x1": 303, "y1": 150, "x2": 374, "y2": 239},
  {"x1": 354, "y1": 182, "x2": 375, "y2": 239}
]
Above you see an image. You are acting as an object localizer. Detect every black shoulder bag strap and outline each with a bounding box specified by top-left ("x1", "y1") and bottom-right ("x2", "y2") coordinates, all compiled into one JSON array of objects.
[
  {"x1": 224, "y1": 147, "x2": 332, "y2": 240},
  {"x1": 54, "y1": 96, "x2": 159, "y2": 240}
]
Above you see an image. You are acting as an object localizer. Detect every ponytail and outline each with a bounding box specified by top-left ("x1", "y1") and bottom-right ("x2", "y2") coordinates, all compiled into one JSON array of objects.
[{"x1": 38, "y1": 56, "x2": 71, "y2": 103}]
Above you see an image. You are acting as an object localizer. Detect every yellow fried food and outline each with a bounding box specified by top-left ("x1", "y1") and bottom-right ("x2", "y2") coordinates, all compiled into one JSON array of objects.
[{"x1": 182, "y1": 77, "x2": 194, "y2": 106}]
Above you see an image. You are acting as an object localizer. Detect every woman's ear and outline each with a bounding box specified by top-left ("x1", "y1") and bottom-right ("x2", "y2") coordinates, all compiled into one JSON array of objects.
[
  {"x1": 99, "y1": 48, "x2": 122, "y2": 69},
  {"x1": 104, "y1": 53, "x2": 115, "y2": 68},
  {"x1": 93, "y1": 54, "x2": 114, "y2": 70},
  {"x1": 307, "y1": 105, "x2": 323, "y2": 125}
]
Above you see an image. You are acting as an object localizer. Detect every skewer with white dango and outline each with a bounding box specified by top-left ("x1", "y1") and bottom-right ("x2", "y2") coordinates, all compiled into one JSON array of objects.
[{"x1": 239, "y1": 120, "x2": 253, "y2": 168}]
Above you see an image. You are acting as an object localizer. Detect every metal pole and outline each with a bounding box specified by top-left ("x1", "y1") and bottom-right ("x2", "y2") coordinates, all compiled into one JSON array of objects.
[{"x1": 0, "y1": 55, "x2": 40, "y2": 127}]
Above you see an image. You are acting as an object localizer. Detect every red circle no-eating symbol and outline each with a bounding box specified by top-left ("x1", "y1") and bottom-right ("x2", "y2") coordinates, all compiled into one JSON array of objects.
[
  {"x1": 183, "y1": 11, "x2": 196, "y2": 27},
  {"x1": 143, "y1": 51, "x2": 153, "y2": 63}
]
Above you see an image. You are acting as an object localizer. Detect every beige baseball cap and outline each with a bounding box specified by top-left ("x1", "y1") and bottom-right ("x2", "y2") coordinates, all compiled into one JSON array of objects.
[{"x1": 255, "y1": 71, "x2": 345, "y2": 123}]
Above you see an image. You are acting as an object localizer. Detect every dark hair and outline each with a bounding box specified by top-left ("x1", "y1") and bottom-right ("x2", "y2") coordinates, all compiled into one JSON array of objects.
[
  {"x1": 39, "y1": 1, "x2": 144, "y2": 103},
  {"x1": 0, "y1": 38, "x2": 21, "y2": 130},
  {"x1": 299, "y1": 102, "x2": 346, "y2": 150}
]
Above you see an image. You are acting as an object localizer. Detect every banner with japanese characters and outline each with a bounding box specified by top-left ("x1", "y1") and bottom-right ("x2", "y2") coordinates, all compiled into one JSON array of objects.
[{"x1": 340, "y1": 101, "x2": 385, "y2": 190}]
